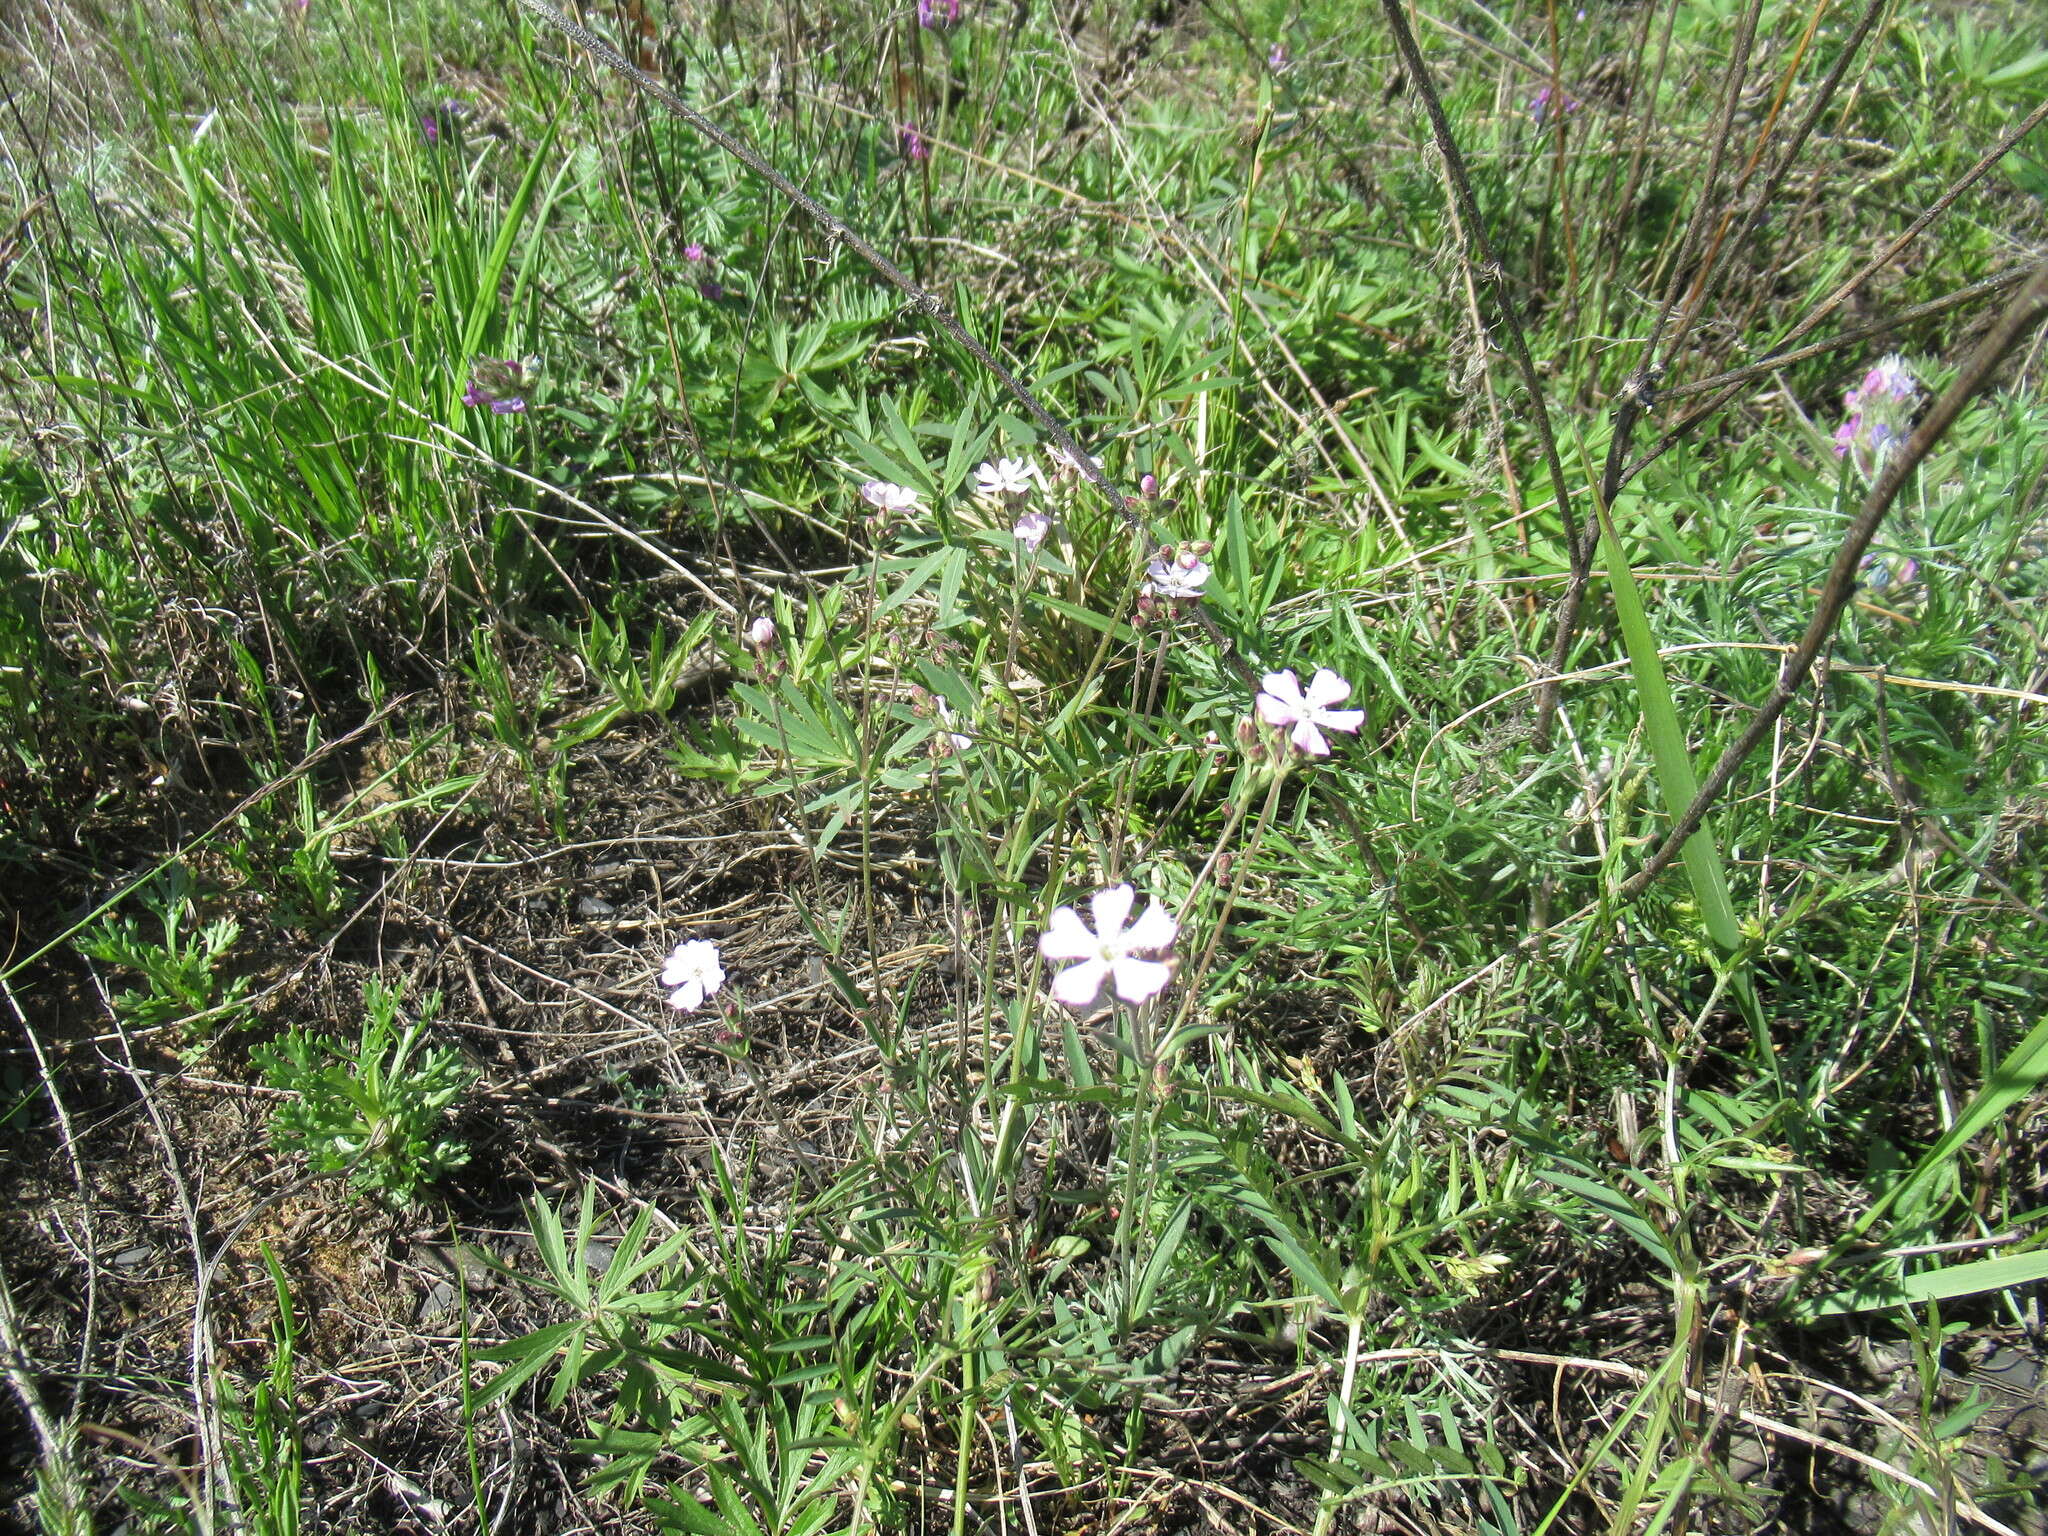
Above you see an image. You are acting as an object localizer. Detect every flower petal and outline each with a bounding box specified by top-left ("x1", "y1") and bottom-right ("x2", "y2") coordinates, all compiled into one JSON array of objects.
[
  {"x1": 1038, "y1": 906, "x2": 1099, "y2": 961},
  {"x1": 1089, "y1": 884, "x2": 1136, "y2": 943},
  {"x1": 669, "y1": 979, "x2": 705, "y2": 1012},
  {"x1": 1303, "y1": 668, "x2": 1352, "y2": 710},
  {"x1": 1256, "y1": 693, "x2": 1297, "y2": 727},
  {"x1": 1050, "y1": 958, "x2": 1109, "y2": 1009},
  {"x1": 1260, "y1": 671, "x2": 1306, "y2": 711},
  {"x1": 1109, "y1": 956, "x2": 1173, "y2": 1004},
  {"x1": 1121, "y1": 899, "x2": 1178, "y2": 955},
  {"x1": 1314, "y1": 708, "x2": 1364, "y2": 737},
  {"x1": 1291, "y1": 718, "x2": 1330, "y2": 757}
]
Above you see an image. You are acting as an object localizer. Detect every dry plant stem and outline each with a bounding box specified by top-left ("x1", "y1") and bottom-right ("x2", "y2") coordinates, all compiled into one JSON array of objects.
[
  {"x1": 1666, "y1": 264, "x2": 2037, "y2": 400},
  {"x1": 1622, "y1": 93, "x2": 2048, "y2": 489},
  {"x1": 1538, "y1": 0, "x2": 1761, "y2": 741},
  {"x1": 1732, "y1": 0, "x2": 1889, "y2": 247},
  {"x1": 512, "y1": 0, "x2": 1136, "y2": 534},
  {"x1": 1375, "y1": 0, "x2": 1582, "y2": 746},
  {"x1": 1376, "y1": 0, "x2": 1578, "y2": 589},
  {"x1": 1620, "y1": 255, "x2": 2048, "y2": 900}
]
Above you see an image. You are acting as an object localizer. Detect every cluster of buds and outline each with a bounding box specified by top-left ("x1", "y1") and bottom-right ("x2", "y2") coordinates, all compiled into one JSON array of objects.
[
  {"x1": 1134, "y1": 541, "x2": 1212, "y2": 626},
  {"x1": 1833, "y1": 354, "x2": 1919, "y2": 473}
]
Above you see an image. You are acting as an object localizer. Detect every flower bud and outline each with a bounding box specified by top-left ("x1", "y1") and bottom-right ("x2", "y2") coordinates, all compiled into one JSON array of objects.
[
  {"x1": 745, "y1": 616, "x2": 777, "y2": 651},
  {"x1": 1139, "y1": 473, "x2": 1158, "y2": 497}
]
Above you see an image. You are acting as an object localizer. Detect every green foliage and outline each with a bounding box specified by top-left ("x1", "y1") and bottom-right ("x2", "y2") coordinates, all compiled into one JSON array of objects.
[
  {"x1": 253, "y1": 979, "x2": 472, "y2": 1206},
  {"x1": 76, "y1": 866, "x2": 252, "y2": 1037}
]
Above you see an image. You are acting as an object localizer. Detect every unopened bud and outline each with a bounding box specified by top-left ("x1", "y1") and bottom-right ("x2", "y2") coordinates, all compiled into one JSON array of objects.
[
  {"x1": 1187, "y1": 540, "x2": 1212, "y2": 558},
  {"x1": 745, "y1": 616, "x2": 777, "y2": 651},
  {"x1": 1139, "y1": 473, "x2": 1158, "y2": 497},
  {"x1": 1234, "y1": 716, "x2": 1262, "y2": 749}
]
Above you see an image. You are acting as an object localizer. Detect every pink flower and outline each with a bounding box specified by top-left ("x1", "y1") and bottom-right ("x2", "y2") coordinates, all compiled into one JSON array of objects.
[
  {"x1": 859, "y1": 480, "x2": 923, "y2": 514},
  {"x1": 1038, "y1": 885, "x2": 1178, "y2": 1008},
  {"x1": 1142, "y1": 548, "x2": 1209, "y2": 603},
  {"x1": 1012, "y1": 509, "x2": 1051, "y2": 551},
  {"x1": 1256, "y1": 668, "x2": 1364, "y2": 758},
  {"x1": 745, "y1": 616, "x2": 777, "y2": 650},
  {"x1": 683, "y1": 242, "x2": 707, "y2": 263},
  {"x1": 899, "y1": 123, "x2": 930, "y2": 162}
]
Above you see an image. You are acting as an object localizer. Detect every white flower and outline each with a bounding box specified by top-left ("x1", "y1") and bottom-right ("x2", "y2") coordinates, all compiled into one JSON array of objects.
[
  {"x1": 745, "y1": 616, "x2": 777, "y2": 650},
  {"x1": 660, "y1": 938, "x2": 725, "y2": 1013},
  {"x1": 859, "y1": 480, "x2": 922, "y2": 513},
  {"x1": 1012, "y1": 509, "x2": 1051, "y2": 551},
  {"x1": 975, "y1": 457, "x2": 1038, "y2": 499},
  {"x1": 1037, "y1": 884, "x2": 1178, "y2": 1009},
  {"x1": 1046, "y1": 444, "x2": 1098, "y2": 481},
  {"x1": 1255, "y1": 667, "x2": 1364, "y2": 758},
  {"x1": 1143, "y1": 551, "x2": 1209, "y2": 602},
  {"x1": 933, "y1": 697, "x2": 972, "y2": 754}
]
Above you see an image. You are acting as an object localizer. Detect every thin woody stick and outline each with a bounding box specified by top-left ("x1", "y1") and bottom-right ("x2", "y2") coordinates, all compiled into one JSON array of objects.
[{"x1": 1619, "y1": 255, "x2": 2048, "y2": 900}]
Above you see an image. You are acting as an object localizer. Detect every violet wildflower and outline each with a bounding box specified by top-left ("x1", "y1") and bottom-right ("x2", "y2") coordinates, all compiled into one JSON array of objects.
[
  {"x1": 420, "y1": 112, "x2": 440, "y2": 144},
  {"x1": 1833, "y1": 353, "x2": 1919, "y2": 469},
  {"x1": 1268, "y1": 42, "x2": 1289, "y2": 71},
  {"x1": 462, "y1": 356, "x2": 529, "y2": 415},
  {"x1": 1012, "y1": 508, "x2": 1051, "y2": 551},
  {"x1": 899, "y1": 123, "x2": 931, "y2": 162},
  {"x1": 1256, "y1": 668, "x2": 1364, "y2": 758},
  {"x1": 1038, "y1": 884, "x2": 1178, "y2": 1009},
  {"x1": 697, "y1": 279, "x2": 726, "y2": 302},
  {"x1": 683, "y1": 242, "x2": 707, "y2": 263},
  {"x1": 661, "y1": 938, "x2": 725, "y2": 1013},
  {"x1": 1531, "y1": 86, "x2": 1581, "y2": 125},
  {"x1": 918, "y1": 0, "x2": 962, "y2": 28},
  {"x1": 975, "y1": 457, "x2": 1037, "y2": 499}
]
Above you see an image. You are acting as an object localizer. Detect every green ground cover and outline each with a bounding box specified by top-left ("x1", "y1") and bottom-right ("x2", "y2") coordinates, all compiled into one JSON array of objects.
[{"x1": 3, "y1": 0, "x2": 2047, "y2": 1530}]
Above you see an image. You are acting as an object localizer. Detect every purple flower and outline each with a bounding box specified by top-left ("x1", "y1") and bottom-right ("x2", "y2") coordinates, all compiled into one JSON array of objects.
[
  {"x1": 1833, "y1": 353, "x2": 1918, "y2": 469},
  {"x1": 698, "y1": 279, "x2": 726, "y2": 302},
  {"x1": 899, "y1": 123, "x2": 930, "y2": 162},
  {"x1": 918, "y1": 0, "x2": 962, "y2": 27},
  {"x1": 463, "y1": 357, "x2": 528, "y2": 415},
  {"x1": 420, "y1": 112, "x2": 440, "y2": 145},
  {"x1": 683, "y1": 242, "x2": 707, "y2": 263},
  {"x1": 1531, "y1": 86, "x2": 1581, "y2": 125},
  {"x1": 1268, "y1": 43, "x2": 1289, "y2": 71}
]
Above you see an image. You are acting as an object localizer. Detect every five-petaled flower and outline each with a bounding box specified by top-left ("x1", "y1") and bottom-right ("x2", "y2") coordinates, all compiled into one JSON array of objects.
[
  {"x1": 1143, "y1": 548, "x2": 1210, "y2": 604},
  {"x1": 1012, "y1": 509, "x2": 1051, "y2": 551},
  {"x1": 976, "y1": 457, "x2": 1037, "y2": 498},
  {"x1": 1038, "y1": 884, "x2": 1178, "y2": 1009},
  {"x1": 860, "y1": 480, "x2": 923, "y2": 514},
  {"x1": 661, "y1": 939, "x2": 725, "y2": 1013},
  {"x1": 1256, "y1": 668, "x2": 1364, "y2": 758}
]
